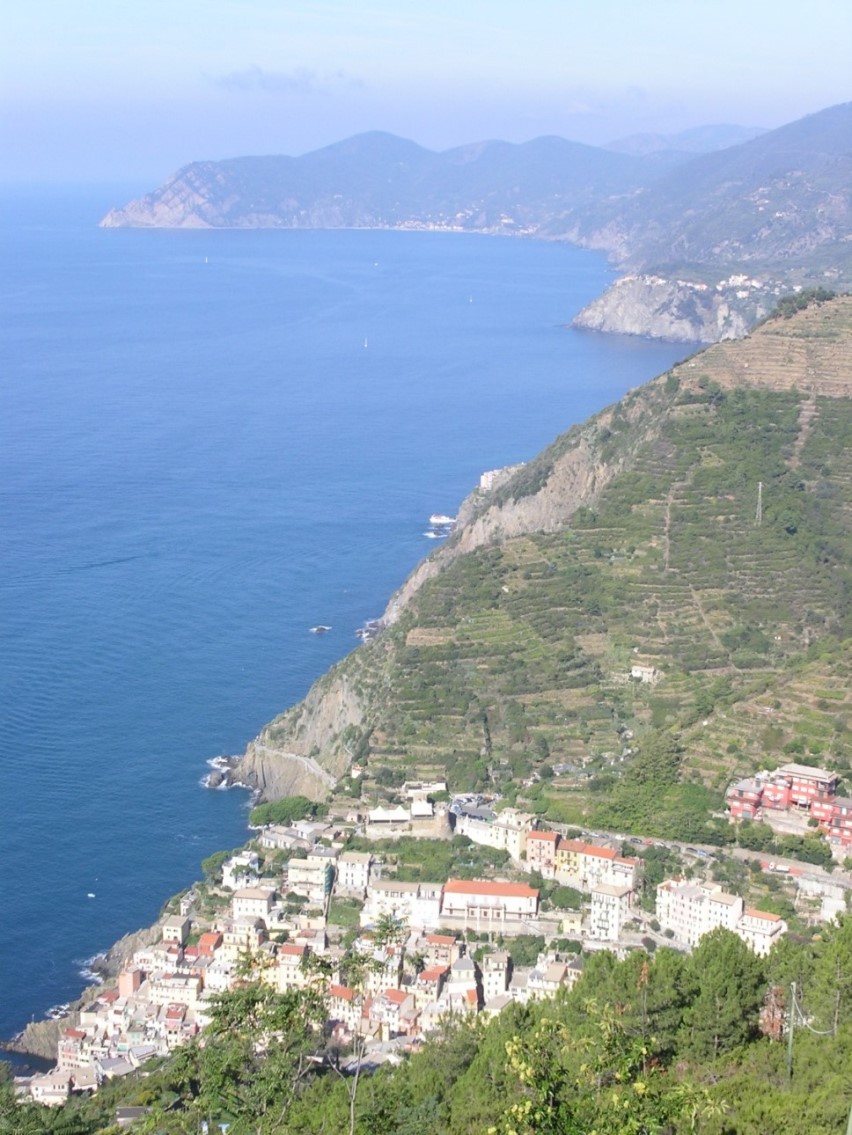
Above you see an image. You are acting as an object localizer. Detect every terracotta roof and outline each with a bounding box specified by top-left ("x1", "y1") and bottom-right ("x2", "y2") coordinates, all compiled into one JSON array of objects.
[
  {"x1": 527, "y1": 831, "x2": 558, "y2": 843},
  {"x1": 581, "y1": 845, "x2": 617, "y2": 860},
  {"x1": 556, "y1": 839, "x2": 585, "y2": 853},
  {"x1": 426, "y1": 933, "x2": 456, "y2": 945},
  {"x1": 444, "y1": 879, "x2": 538, "y2": 898},
  {"x1": 279, "y1": 943, "x2": 307, "y2": 957},
  {"x1": 63, "y1": 1028, "x2": 86, "y2": 1039},
  {"x1": 384, "y1": 988, "x2": 408, "y2": 1004},
  {"x1": 330, "y1": 984, "x2": 356, "y2": 1001},
  {"x1": 419, "y1": 966, "x2": 449, "y2": 982},
  {"x1": 465, "y1": 988, "x2": 478, "y2": 1004},
  {"x1": 744, "y1": 908, "x2": 782, "y2": 922}
]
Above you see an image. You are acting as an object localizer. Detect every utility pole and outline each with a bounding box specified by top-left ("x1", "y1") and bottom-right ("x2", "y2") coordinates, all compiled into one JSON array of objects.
[
  {"x1": 786, "y1": 981, "x2": 796, "y2": 1080},
  {"x1": 755, "y1": 481, "x2": 763, "y2": 527}
]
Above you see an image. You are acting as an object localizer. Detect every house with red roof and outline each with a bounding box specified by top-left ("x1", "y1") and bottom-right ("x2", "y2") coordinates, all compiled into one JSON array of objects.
[
  {"x1": 413, "y1": 964, "x2": 449, "y2": 1008},
  {"x1": 440, "y1": 879, "x2": 539, "y2": 927}
]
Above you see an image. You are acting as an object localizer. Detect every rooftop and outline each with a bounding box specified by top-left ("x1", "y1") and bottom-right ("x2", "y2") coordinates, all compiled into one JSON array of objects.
[
  {"x1": 775, "y1": 762, "x2": 838, "y2": 781},
  {"x1": 444, "y1": 879, "x2": 538, "y2": 898},
  {"x1": 743, "y1": 908, "x2": 783, "y2": 922}
]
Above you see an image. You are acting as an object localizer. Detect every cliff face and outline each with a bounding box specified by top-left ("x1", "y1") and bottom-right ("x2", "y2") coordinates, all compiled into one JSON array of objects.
[
  {"x1": 572, "y1": 273, "x2": 772, "y2": 343},
  {"x1": 383, "y1": 405, "x2": 656, "y2": 622},
  {"x1": 231, "y1": 667, "x2": 370, "y2": 799}
]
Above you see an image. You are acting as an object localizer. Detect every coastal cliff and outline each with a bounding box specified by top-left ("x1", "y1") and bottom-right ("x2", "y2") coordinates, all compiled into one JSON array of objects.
[
  {"x1": 230, "y1": 668, "x2": 369, "y2": 800},
  {"x1": 383, "y1": 401, "x2": 660, "y2": 622},
  {"x1": 572, "y1": 273, "x2": 772, "y2": 343}
]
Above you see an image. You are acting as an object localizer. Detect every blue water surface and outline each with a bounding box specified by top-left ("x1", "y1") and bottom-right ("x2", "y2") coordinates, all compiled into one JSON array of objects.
[{"x1": 0, "y1": 185, "x2": 691, "y2": 1045}]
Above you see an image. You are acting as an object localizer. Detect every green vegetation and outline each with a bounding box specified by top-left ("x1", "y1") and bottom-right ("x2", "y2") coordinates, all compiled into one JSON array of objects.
[
  {"x1": 327, "y1": 896, "x2": 363, "y2": 929},
  {"x1": 200, "y1": 847, "x2": 244, "y2": 885},
  {"x1": 769, "y1": 287, "x2": 837, "y2": 320},
  {"x1": 345, "y1": 835, "x2": 510, "y2": 882},
  {"x1": 248, "y1": 795, "x2": 327, "y2": 828}
]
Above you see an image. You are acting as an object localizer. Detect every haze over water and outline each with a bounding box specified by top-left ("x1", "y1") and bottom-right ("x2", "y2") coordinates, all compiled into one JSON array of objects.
[{"x1": 0, "y1": 186, "x2": 690, "y2": 1046}]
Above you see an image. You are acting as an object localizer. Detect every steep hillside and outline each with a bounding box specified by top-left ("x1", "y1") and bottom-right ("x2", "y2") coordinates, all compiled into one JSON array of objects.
[
  {"x1": 572, "y1": 102, "x2": 852, "y2": 338},
  {"x1": 234, "y1": 297, "x2": 852, "y2": 829},
  {"x1": 598, "y1": 102, "x2": 852, "y2": 271},
  {"x1": 100, "y1": 131, "x2": 650, "y2": 232}
]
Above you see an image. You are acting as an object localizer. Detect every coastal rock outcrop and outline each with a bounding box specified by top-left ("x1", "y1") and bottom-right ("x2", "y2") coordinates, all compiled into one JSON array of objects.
[
  {"x1": 572, "y1": 274, "x2": 771, "y2": 343},
  {"x1": 230, "y1": 669, "x2": 368, "y2": 801}
]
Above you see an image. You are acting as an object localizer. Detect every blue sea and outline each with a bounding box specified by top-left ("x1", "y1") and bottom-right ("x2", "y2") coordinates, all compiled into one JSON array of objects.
[{"x1": 0, "y1": 184, "x2": 690, "y2": 1051}]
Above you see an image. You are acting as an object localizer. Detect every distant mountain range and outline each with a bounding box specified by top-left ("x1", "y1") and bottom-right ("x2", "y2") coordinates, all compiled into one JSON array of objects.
[
  {"x1": 102, "y1": 102, "x2": 852, "y2": 341},
  {"x1": 605, "y1": 123, "x2": 766, "y2": 156},
  {"x1": 100, "y1": 131, "x2": 659, "y2": 233}
]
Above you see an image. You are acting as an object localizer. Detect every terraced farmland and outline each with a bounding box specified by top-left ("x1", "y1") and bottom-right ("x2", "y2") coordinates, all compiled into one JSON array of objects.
[{"x1": 255, "y1": 298, "x2": 852, "y2": 831}]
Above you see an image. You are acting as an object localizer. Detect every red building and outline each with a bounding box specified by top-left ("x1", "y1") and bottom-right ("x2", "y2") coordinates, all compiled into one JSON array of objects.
[
  {"x1": 727, "y1": 777, "x2": 763, "y2": 820},
  {"x1": 727, "y1": 763, "x2": 848, "y2": 849}
]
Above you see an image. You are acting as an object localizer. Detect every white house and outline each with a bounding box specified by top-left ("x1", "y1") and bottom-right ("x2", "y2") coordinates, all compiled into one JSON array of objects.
[
  {"x1": 222, "y1": 851, "x2": 261, "y2": 891},
  {"x1": 362, "y1": 880, "x2": 442, "y2": 930},
  {"x1": 589, "y1": 884, "x2": 633, "y2": 941},
  {"x1": 336, "y1": 851, "x2": 373, "y2": 896},
  {"x1": 232, "y1": 886, "x2": 275, "y2": 921},
  {"x1": 454, "y1": 809, "x2": 535, "y2": 860},
  {"x1": 440, "y1": 879, "x2": 539, "y2": 928},
  {"x1": 736, "y1": 908, "x2": 787, "y2": 956}
]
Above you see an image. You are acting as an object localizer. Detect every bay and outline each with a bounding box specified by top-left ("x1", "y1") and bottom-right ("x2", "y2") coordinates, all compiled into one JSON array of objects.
[{"x1": 0, "y1": 185, "x2": 690, "y2": 1045}]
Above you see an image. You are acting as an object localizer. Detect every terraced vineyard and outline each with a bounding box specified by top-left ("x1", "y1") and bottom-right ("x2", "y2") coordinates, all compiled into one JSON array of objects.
[{"x1": 254, "y1": 298, "x2": 852, "y2": 834}]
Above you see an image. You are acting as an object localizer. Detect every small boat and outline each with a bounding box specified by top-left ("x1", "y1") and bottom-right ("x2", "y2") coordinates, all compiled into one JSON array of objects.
[
  {"x1": 429, "y1": 513, "x2": 456, "y2": 526},
  {"x1": 87, "y1": 893, "x2": 96, "y2": 899},
  {"x1": 310, "y1": 625, "x2": 332, "y2": 635}
]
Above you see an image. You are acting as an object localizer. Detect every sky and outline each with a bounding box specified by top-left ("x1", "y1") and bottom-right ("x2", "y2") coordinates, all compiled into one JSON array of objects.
[{"x1": 1, "y1": 0, "x2": 850, "y2": 183}]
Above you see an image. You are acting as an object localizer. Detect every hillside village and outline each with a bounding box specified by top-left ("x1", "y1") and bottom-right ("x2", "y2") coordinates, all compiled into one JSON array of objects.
[{"x1": 28, "y1": 765, "x2": 852, "y2": 1110}]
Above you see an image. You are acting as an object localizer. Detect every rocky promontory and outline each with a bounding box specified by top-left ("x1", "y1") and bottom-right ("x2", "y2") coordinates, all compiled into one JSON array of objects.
[{"x1": 572, "y1": 273, "x2": 775, "y2": 343}]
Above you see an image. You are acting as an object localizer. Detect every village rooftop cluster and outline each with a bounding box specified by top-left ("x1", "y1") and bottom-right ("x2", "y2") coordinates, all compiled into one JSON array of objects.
[{"x1": 25, "y1": 782, "x2": 801, "y2": 1108}]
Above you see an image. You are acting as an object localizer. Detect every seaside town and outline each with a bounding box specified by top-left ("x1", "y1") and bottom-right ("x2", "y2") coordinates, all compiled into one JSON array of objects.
[{"x1": 23, "y1": 758, "x2": 852, "y2": 1110}]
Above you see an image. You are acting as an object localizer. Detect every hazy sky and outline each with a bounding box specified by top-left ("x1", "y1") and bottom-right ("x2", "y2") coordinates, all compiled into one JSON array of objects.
[{"x1": 2, "y1": 0, "x2": 850, "y2": 183}]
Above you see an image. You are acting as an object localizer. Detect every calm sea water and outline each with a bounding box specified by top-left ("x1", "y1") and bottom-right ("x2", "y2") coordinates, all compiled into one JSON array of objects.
[{"x1": 0, "y1": 185, "x2": 690, "y2": 1047}]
